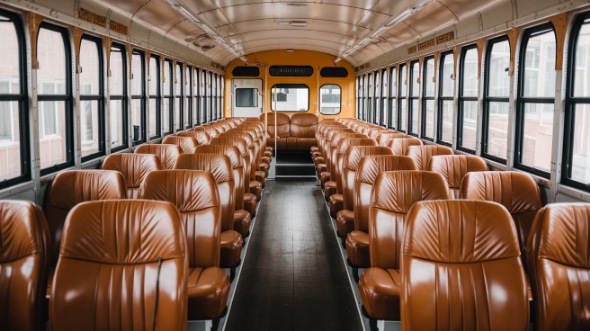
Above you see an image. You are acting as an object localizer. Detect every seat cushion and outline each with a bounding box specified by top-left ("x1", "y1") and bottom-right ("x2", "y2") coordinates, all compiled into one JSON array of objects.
[
  {"x1": 329, "y1": 194, "x2": 344, "y2": 218},
  {"x1": 359, "y1": 267, "x2": 401, "y2": 320},
  {"x1": 233, "y1": 209, "x2": 252, "y2": 238},
  {"x1": 188, "y1": 267, "x2": 230, "y2": 320},
  {"x1": 324, "y1": 181, "x2": 337, "y2": 201},
  {"x1": 220, "y1": 230, "x2": 243, "y2": 268},
  {"x1": 336, "y1": 209, "x2": 355, "y2": 238},
  {"x1": 249, "y1": 181, "x2": 263, "y2": 201},
  {"x1": 320, "y1": 172, "x2": 331, "y2": 188},
  {"x1": 254, "y1": 172, "x2": 266, "y2": 187},
  {"x1": 313, "y1": 156, "x2": 324, "y2": 165},
  {"x1": 244, "y1": 193, "x2": 257, "y2": 218},
  {"x1": 345, "y1": 230, "x2": 370, "y2": 267}
]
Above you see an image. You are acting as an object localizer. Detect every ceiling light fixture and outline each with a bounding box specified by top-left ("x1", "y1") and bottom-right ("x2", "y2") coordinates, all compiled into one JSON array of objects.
[
  {"x1": 334, "y1": 0, "x2": 433, "y2": 63},
  {"x1": 163, "y1": 0, "x2": 248, "y2": 62}
]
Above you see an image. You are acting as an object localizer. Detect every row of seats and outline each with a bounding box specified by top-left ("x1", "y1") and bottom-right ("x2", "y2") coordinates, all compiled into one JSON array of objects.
[
  {"x1": 262, "y1": 112, "x2": 318, "y2": 150},
  {"x1": 0, "y1": 117, "x2": 273, "y2": 330},
  {"x1": 310, "y1": 118, "x2": 590, "y2": 330}
]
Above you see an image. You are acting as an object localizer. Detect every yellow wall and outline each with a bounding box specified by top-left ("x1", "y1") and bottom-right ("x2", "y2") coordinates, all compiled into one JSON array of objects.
[{"x1": 224, "y1": 50, "x2": 356, "y2": 121}]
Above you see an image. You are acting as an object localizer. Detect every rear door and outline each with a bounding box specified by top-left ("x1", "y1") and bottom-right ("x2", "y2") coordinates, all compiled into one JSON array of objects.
[{"x1": 232, "y1": 78, "x2": 263, "y2": 117}]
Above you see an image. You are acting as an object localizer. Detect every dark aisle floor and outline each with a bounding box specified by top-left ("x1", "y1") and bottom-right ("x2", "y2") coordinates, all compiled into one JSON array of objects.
[{"x1": 225, "y1": 180, "x2": 362, "y2": 331}]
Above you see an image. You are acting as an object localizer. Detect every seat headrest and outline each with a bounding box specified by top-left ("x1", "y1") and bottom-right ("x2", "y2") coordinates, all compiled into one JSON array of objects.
[
  {"x1": 194, "y1": 144, "x2": 242, "y2": 168},
  {"x1": 179, "y1": 129, "x2": 211, "y2": 145},
  {"x1": 529, "y1": 203, "x2": 590, "y2": 268},
  {"x1": 0, "y1": 200, "x2": 47, "y2": 262},
  {"x1": 460, "y1": 171, "x2": 542, "y2": 214},
  {"x1": 102, "y1": 153, "x2": 162, "y2": 189},
  {"x1": 175, "y1": 154, "x2": 232, "y2": 184},
  {"x1": 262, "y1": 113, "x2": 290, "y2": 125},
  {"x1": 404, "y1": 200, "x2": 520, "y2": 263},
  {"x1": 134, "y1": 144, "x2": 182, "y2": 170},
  {"x1": 337, "y1": 138, "x2": 378, "y2": 155},
  {"x1": 162, "y1": 136, "x2": 199, "y2": 154},
  {"x1": 427, "y1": 155, "x2": 487, "y2": 189},
  {"x1": 331, "y1": 133, "x2": 366, "y2": 148},
  {"x1": 141, "y1": 170, "x2": 220, "y2": 213},
  {"x1": 356, "y1": 155, "x2": 417, "y2": 184},
  {"x1": 61, "y1": 200, "x2": 185, "y2": 263},
  {"x1": 344, "y1": 146, "x2": 394, "y2": 171},
  {"x1": 372, "y1": 170, "x2": 449, "y2": 214},
  {"x1": 407, "y1": 145, "x2": 454, "y2": 169},
  {"x1": 210, "y1": 137, "x2": 247, "y2": 156},
  {"x1": 388, "y1": 137, "x2": 423, "y2": 155},
  {"x1": 290, "y1": 113, "x2": 318, "y2": 126},
  {"x1": 377, "y1": 132, "x2": 406, "y2": 146}
]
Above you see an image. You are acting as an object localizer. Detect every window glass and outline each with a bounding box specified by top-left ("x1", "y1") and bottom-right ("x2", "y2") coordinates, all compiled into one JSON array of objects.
[
  {"x1": 409, "y1": 61, "x2": 420, "y2": 136},
  {"x1": 130, "y1": 50, "x2": 145, "y2": 144},
  {"x1": 175, "y1": 63, "x2": 183, "y2": 129},
  {"x1": 38, "y1": 26, "x2": 71, "y2": 171},
  {"x1": 193, "y1": 68, "x2": 199, "y2": 125},
  {"x1": 422, "y1": 57, "x2": 435, "y2": 140},
  {"x1": 459, "y1": 46, "x2": 479, "y2": 151},
  {"x1": 483, "y1": 38, "x2": 510, "y2": 160},
  {"x1": 438, "y1": 52, "x2": 455, "y2": 145},
  {"x1": 0, "y1": 12, "x2": 26, "y2": 185},
  {"x1": 518, "y1": 27, "x2": 556, "y2": 174},
  {"x1": 271, "y1": 84, "x2": 309, "y2": 111},
  {"x1": 79, "y1": 37, "x2": 102, "y2": 158},
  {"x1": 388, "y1": 67, "x2": 397, "y2": 129},
  {"x1": 109, "y1": 44, "x2": 126, "y2": 150},
  {"x1": 399, "y1": 64, "x2": 407, "y2": 131},
  {"x1": 149, "y1": 56, "x2": 160, "y2": 138},
  {"x1": 320, "y1": 84, "x2": 341, "y2": 115},
  {"x1": 185, "y1": 65, "x2": 192, "y2": 128}
]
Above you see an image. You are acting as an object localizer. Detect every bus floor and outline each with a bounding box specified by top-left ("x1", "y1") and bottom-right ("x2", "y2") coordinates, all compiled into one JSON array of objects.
[{"x1": 224, "y1": 179, "x2": 362, "y2": 331}]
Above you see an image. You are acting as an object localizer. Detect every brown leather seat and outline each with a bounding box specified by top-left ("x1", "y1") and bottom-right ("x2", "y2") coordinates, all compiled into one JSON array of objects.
[
  {"x1": 101, "y1": 153, "x2": 162, "y2": 199},
  {"x1": 427, "y1": 155, "x2": 488, "y2": 199},
  {"x1": 44, "y1": 170, "x2": 126, "y2": 267},
  {"x1": 50, "y1": 200, "x2": 188, "y2": 331},
  {"x1": 0, "y1": 201, "x2": 50, "y2": 331},
  {"x1": 176, "y1": 153, "x2": 243, "y2": 268},
  {"x1": 527, "y1": 203, "x2": 590, "y2": 331},
  {"x1": 402, "y1": 200, "x2": 529, "y2": 330},
  {"x1": 263, "y1": 113, "x2": 290, "y2": 150},
  {"x1": 141, "y1": 170, "x2": 230, "y2": 320},
  {"x1": 335, "y1": 146, "x2": 392, "y2": 237},
  {"x1": 376, "y1": 131, "x2": 406, "y2": 146},
  {"x1": 406, "y1": 145, "x2": 454, "y2": 170},
  {"x1": 195, "y1": 145, "x2": 252, "y2": 237},
  {"x1": 162, "y1": 135, "x2": 199, "y2": 154},
  {"x1": 288, "y1": 113, "x2": 318, "y2": 150},
  {"x1": 345, "y1": 156, "x2": 417, "y2": 267},
  {"x1": 461, "y1": 171, "x2": 542, "y2": 268},
  {"x1": 178, "y1": 128, "x2": 211, "y2": 145},
  {"x1": 323, "y1": 133, "x2": 367, "y2": 200},
  {"x1": 135, "y1": 144, "x2": 183, "y2": 170},
  {"x1": 358, "y1": 170, "x2": 449, "y2": 320},
  {"x1": 387, "y1": 137, "x2": 423, "y2": 156}
]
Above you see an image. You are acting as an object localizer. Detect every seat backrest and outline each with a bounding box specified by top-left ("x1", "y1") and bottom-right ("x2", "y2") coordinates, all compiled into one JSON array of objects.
[
  {"x1": 388, "y1": 137, "x2": 423, "y2": 156},
  {"x1": 135, "y1": 144, "x2": 182, "y2": 170},
  {"x1": 194, "y1": 144, "x2": 244, "y2": 210},
  {"x1": 527, "y1": 203, "x2": 590, "y2": 331},
  {"x1": 402, "y1": 200, "x2": 528, "y2": 331},
  {"x1": 211, "y1": 136, "x2": 252, "y2": 188},
  {"x1": 0, "y1": 201, "x2": 50, "y2": 331},
  {"x1": 341, "y1": 146, "x2": 392, "y2": 210},
  {"x1": 354, "y1": 155, "x2": 417, "y2": 233},
  {"x1": 262, "y1": 113, "x2": 290, "y2": 138},
  {"x1": 162, "y1": 135, "x2": 199, "y2": 154},
  {"x1": 335, "y1": 138, "x2": 377, "y2": 194},
  {"x1": 376, "y1": 132, "x2": 406, "y2": 146},
  {"x1": 460, "y1": 171, "x2": 542, "y2": 267},
  {"x1": 406, "y1": 145, "x2": 454, "y2": 170},
  {"x1": 50, "y1": 200, "x2": 187, "y2": 331},
  {"x1": 142, "y1": 170, "x2": 221, "y2": 268},
  {"x1": 101, "y1": 153, "x2": 162, "y2": 199},
  {"x1": 178, "y1": 128, "x2": 210, "y2": 145},
  {"x1": 290, "y1": 113, "x2": 318, "y2": 138},
  {"x1": 329, "y1": 132, "x2": 367, "y2": 178},
  {"x1": 44, "y1": 170, "x2": 126, "y2": 266},
  {"x1": 370, "y1": 170, "x2": 449, "y2": 269},
  {"x1": 176, "y1": 153, "x2": 235, "y2": 232},
  {"x1": 427, "y1": 155, "x2": 488, "y2": 199}
]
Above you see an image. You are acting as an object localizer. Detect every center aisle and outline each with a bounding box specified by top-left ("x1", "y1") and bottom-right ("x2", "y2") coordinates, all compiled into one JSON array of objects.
[{"x1": 225, "y1": 180, "x2": 362, "y2": 331}]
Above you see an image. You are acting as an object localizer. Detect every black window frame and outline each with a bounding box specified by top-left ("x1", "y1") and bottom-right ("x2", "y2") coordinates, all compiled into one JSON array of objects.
[
  {"x1": 398, "y1": 63, "x2": 408, "y2": 133},
  {"x1": 319, "y1": 83, "x2": 342, "y2": 115},
  {"x1": 130, "y1": 49, "x2": 146, "y2": 146},
  {"x1": 380, "y1": 68, "x2": 387, "y2": 127},
  {"x1": 481, "y1": 35, "x2": 511, "y2": 163},
  {"x1": 208, "y1": 71, "x2": 213, "y2": 122},
  {"x1": 185, "y1": 64, "x2": 193, "y2": 129},
  {"x1": 79, "y1": 34, "x2": 105, "y2": 162},
  {"x1": 421, "y1": 56, "x2": 436, "y2": 141},
  {"x1": 388, "y1": 66, "x2": 397, "y2": 129},
  {"x1": 372, "y1": 71, "x2": 379, "y2": 124},
  {"x1": 437, "y1": 51, "x2": 454, "y2": 146},
  {"x1": 38, "y1": 22, "x2": 74, "y2": 176},
  {"x1": 109, "y1": 42, "x2": 128, "y2": 152},
  {"x1": 563, "y1": 13, "x2": 590, "y2": 191},
  {"x1": 162, "y1": 58, "x2": 175, "y2": 137},
  {"x1": 408, "y1": 60, "x2": 420, "y2": 137},
  {"x1": 356, "y1": 76, "x2": 361, "y2": 119},
  {"x1": 515, "y1": 23, "x2": 556, "y2": 179},
  {"x1": 148, "y1": 54, "x2": 161, "y2": 139},
  {"x1": 0, "y1": 9, "x2": 30, "y2": 188},
  {"x1": 457, "y1": 44, "x2": 479, "y2": 154},
  {"x1": 175, "y1": 62, "x2": 184, "y2": 131}
]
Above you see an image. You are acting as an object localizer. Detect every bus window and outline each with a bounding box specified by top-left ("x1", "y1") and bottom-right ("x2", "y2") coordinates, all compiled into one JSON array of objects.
[
  {"x1": 38, "y1": 24, "x2": 73, "y2": 174},
  {"x1": 109, "y1": 43, "x2": 127, "y2": 152},
  {"x1": 438, "y1": 51, "x2": 454, "y2": 145},
  {"x1": 380, "y1": 68, "x2": 387, "y2": 126},
  {"x1": 516, "y1": 25, "x2": 556, "y2": 177},
  {"x1": 482, "y1": 36, "x2": 510, "y2": 162},
  {"x1": 270, "y1": 84, "x2": 309, "y2": 112},
  {"x1": 458, "y1": 45, "x2": 478, "y2": 153},
  {"x1": 148, "y1": 55, "x2": 161, "y2": 138},
  {"x1": 319, "y1": 84, "x2": 341, "y2": 115},
  {"x1": 408, "y1": 60, "x2": 420, "y2": 136},
  {"x1": 398, "y1": 64, "x2": 408, "y2": 132},
  {"x1": 79, "y1": 35, "x2": 104, "y2": 161},
  {"x1": 388, "y1": 66, "x2": 397, "y2": 129},
  {"x1": 130, "y1": 50, "x2": 146, "y2": 145},
  {"x1": 0, "y1": 10, "x2": 28, "y2": 187},
  {"x1": 175, "y1": 63, "x2": 183, "y2": 130},
  {"x1": 422, "y1": 57, "x2": 435, "y2": 141}
]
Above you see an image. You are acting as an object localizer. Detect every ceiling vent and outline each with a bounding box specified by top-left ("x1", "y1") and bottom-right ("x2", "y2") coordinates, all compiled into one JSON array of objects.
[
  {"x1": 201, "y1": 44, "x2": 216, "y2": 51},
  {"x1": 279, "y1": 20, "x2": 307, "y2": 27}
]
